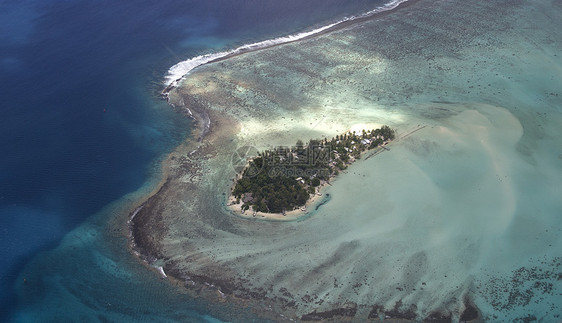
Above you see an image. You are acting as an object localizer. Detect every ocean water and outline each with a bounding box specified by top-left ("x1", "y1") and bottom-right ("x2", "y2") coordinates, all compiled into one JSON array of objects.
[{"x1": 0, "y1": 0, "x2": 391, "y2": 321}]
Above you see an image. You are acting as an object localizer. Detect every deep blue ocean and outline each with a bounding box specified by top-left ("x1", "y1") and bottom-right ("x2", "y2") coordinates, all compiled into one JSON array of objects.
[{"x1": 0, "y1": 0, "x2": 386, "y2": 321}]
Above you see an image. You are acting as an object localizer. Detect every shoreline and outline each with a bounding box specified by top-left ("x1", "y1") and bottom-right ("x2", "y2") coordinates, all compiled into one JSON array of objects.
[{"x1": 226, "y1": 183, "x2": 327, "y2": 221}]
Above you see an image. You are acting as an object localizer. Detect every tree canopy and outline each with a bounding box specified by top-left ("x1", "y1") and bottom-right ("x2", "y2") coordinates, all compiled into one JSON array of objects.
[{"x1": 232, "y1": 126, "x2": 395, "y2": 213}]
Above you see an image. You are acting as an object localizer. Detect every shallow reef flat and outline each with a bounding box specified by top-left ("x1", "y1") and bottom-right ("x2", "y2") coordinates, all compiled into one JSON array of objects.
[{"x1": 131, "y1": 0, "x2": 562, "y2": 321}]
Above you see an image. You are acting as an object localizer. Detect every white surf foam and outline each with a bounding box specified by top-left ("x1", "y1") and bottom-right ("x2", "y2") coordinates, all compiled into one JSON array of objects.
[
  {"x1": 128, "y1": 205, "x2": 144, "y2": 223},
  {"x1": 156, "y1": 266, "x2": 167, "y2": 278},
  {"x1": 163, "y1": 0, "x2": 409, "y2": 89}
]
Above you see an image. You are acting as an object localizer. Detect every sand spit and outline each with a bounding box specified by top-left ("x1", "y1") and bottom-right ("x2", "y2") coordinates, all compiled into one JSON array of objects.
[{"x1": 130, "y1": 0, "x2": 562, "y2": 321}]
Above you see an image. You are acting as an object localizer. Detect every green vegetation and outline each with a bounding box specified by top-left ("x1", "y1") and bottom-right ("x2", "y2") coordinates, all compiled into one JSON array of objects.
[
  {"x1": 232, "y1": 126, "x2": 395, "y2": 214},
  {"x1": 311, "y1": 178, "x2": 321, "y2": 187}
]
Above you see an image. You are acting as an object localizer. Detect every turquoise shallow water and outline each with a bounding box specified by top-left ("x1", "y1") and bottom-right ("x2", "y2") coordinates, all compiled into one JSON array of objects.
[{"x1": 150, "y1": 0, "x2": 562, "y2": 321}]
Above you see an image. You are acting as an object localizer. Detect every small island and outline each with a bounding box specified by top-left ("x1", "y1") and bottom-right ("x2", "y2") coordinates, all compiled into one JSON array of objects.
[{"x1": 230, "y1": 126, "x2": 395, "y2": 216}]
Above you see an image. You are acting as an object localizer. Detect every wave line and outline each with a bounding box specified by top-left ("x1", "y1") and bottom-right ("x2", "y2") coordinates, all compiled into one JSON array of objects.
[{"x1": 162, "y1": 0, "x2": 408, "y2": 96}]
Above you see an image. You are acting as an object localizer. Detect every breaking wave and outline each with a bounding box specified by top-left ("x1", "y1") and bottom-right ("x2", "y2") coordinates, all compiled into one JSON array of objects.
[{"x1": 163, "y1": 0, "x2": 408, "y2": 91}]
